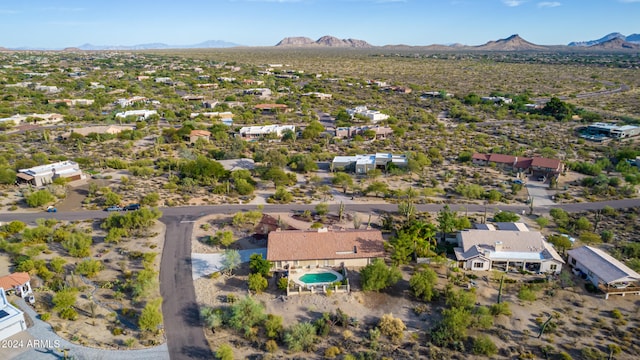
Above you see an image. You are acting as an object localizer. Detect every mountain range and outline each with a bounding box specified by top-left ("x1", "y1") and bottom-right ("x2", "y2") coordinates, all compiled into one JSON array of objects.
[
  {"x1": 568, "y1": 32, "x2": 640, "y2": 47},
  {"x1": 2, "y1": 33, "x2": 639, "y2": 51}
]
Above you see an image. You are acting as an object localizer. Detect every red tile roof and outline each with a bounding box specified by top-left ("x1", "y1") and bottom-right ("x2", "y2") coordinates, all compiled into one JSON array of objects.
[
  {"x1": 514, "y1": 157, "x2": 533, "y2": 169},
  {"x1": 0, "y1": 272, "x2": 30, "y2": 290},
  {"x1": 267, "y1": 229, "x2": 385, "y2": 262},
  {"x1": 531, "y1": 157, "x2": 562, "y2": 171},
  {"x1": 190, "y1": 130, "x2": 211, "y2": 137},
  {"x1": 472, "y1": 153, "x2": 490, "y2": 161},
  {"x1": 488, "y1": 154, "x2": 516, "y2": 165}
]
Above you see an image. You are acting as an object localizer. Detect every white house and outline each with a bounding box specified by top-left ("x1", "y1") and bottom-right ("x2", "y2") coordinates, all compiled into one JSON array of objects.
[
  {"x1": 454, "y1": 228, "x2": 564, "y2": 274},
  {"x1": 331, "y1": 153, "x2": 408, "y2": 174},
  {"x1": 0, "y1": 287, "x2": 28, "y2": 341},
  {"x1": 17, "y1": 160, "x2": 85, "y2": 187},
  {"x1": 346, "y1": 106, "x2": 390, "y2": 123},
  {"x1": 567, "y1": 246, "x2": 640, "y2": 299},
  {"x1": 238, "y1": 125, "x2": 295, "y2": 140},
  {"x1": 115, "y1": 110, "x2": 157, "y2": 120}
]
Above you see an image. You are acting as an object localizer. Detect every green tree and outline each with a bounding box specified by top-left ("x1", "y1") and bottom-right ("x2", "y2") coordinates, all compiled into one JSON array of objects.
[
  {"x1": 301, "y1": 120, "x2": 324, "y2": 139},
  {"x1": 493, "y1": 211, "x2": 520, "y2": 222},
  {"x1": 249, "y1": 254, "x2": 271, "y2": 277},
  {"x1": 52, "y1": 288, "x2": 78, "y2": 317},
  {"x1": 437, "y1": 205, "x2": 456, "y2": 242},
  {"x1": 26, "y1": 190, "x2": 55, "y2": 207},
  {"x1": 229, "y1": 296, "x2": 267, "y2": 338},
  {"x1": 410, "y1": 268, "x2": 438, "y2": 301},
  {"x1": 547, "y1": 234, "x2": 572, "y2": 255},
  {"x1": 360, "y1": 259, "x2": 401, "y2": 292},
  {"x1": 75, "y1": 259, "x2": 104, "y2": 278},
  {"x1": 139, "y1": 298, "x2": 163, "y2": 333},
  {"x1": 248, "y1": 273, "x2": 268, "y2": 293},
  {"x1": 200, "y1": 307, "x2": 223, "y2": 333},
  {"x1": 272, "y1": 186, "x2": 293, "y2": 203},
  {"x1": 103, "y1": 191, "x2": 122, "y2": 206},
  {"x1": 4, "y1": 220, "x2": 26, "y2": 234},
  {"x1": 431, "y1": 306, "x2": 472, "y2": 347},
  {"x1": 61, "y1": 231, "x2": 92, "y2": 257},
  {"x1": 542, "y1": 97, "x2": 574, "y2": 121},
  {"x1": 315, "y1": 202, "x2": 329, "y2": 216},
  {"x1": 331, "y1": 172, "x2": 353, "y2": 194},
  {"x1": 222, "y1": 249, "x2": 241, "y2": 275},
  {"x1": 284, "y1": 322, "x2": 317, "y2": 352},
  {"x1": 365, "y1": 181, "x2": 388, "y2": 198}
]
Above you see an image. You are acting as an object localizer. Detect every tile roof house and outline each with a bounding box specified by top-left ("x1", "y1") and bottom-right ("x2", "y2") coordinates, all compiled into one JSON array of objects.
[
  {"x1": 254, "y1": 104, "x2": 290, "y2": 113},
  {"x1": 454, "y1": 229, "x2": 564, "y2": 274},
  {"x1": 471, "y1": 153, "x2": 564, "y2": 176},
  {"x1": 567, "y1": 246, "x2": 640, "y2": 299},
  {"x1": 0, "y1": 288, "x2": 27, "y2": 341},
  {"x1": 0, "y1": 272, "x2": 32, "y2": 298},
  {"x1": 267, "y1": 228, "x2": 385, "y2": 270},
  {"x1": 188, "y1": 130, "x2": 211, "y2": 144}
]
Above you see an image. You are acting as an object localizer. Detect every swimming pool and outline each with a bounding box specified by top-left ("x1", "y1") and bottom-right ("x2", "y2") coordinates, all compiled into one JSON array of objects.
[
  {"x1": 292, "y1": 268, "x2": 344, "y2": 288},
  {"x1": 299, "y1": 272, "x2": 338, "y2": 284}
]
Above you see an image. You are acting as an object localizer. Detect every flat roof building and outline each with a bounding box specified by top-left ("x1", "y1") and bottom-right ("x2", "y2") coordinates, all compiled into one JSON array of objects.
[{"x1": 17, "y1": 160, "x2": 85, "y2": 187}]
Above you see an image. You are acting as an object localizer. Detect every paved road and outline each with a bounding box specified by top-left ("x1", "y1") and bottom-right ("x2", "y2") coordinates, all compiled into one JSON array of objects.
[
  {"x1": 160, "y1": 216, "x2": 214, "y2": 360},
  {"x1": 2, "y1": 198, "x2": 640, "y2": 360}
]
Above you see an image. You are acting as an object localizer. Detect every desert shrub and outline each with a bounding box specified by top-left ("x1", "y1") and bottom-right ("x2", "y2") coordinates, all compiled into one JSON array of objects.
[
  {"x1": 229, "y1": 296, "x2": 266, "y2": 338},
  {"x1": 59, "y1": 308, "x2": 78, "y2": 321},
  {"x1": 409, "y1": 267, "x2": 438, "y2": 302},
  {"x1": 265, "y1": 339, "x2": 278, "y2": 353},
  {"x1": 378, "y1": 313, "x2": 406, "y2": 343},
  {"x1": 611, "y1": 309, "x2": 623, "y2": 319},
  {"x1": 216, "y1": 343, "x2": 234, "y2": 360},
  {"x1": 518, "y1": 286, "x2": 537, "y2": 302},
  {"x1": 40, "y1": 312, "x2": 51, "y2": 321},
  {"x1": 264, "y1": 314, "x2": 283, "y2": 339},
  {"x1": 277, "y1": 277, "x2": 289, "y2": 290},
  {"x1": 490, "y1": 302, "x2": 512, "y2": 316},
  {"x1": 284, "y1": 322, "x2": 317, "y2": 352},
  {"x1": 26, "y1": 190, "x2": 55, "y2": 207},
  {"x1": 75, "y1": 259, "x2": 104, "y2": 278},
  {"x1": 139, "y1": 298, "x2": 163, "y2": 333},
  {"x1": 248, "y1": 273, "x2": 268, "y2": 293},
  {"x1": 324, "y1": 346, "x2": 341, "y2": 358},
  {"x1": 580, "y1": 347, "x2": 604, "y2": 360},
  {"x1": 360, "y1": 259, "x2": 401, "y2": 291},
  {"x1": 472, "y1": 335, "x2": 498, "y2": 356}
]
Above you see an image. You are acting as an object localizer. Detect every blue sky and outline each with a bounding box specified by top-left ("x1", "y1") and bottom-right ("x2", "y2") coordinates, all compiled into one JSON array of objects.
[{"x1": 1, "y1": 0, "x2": 639, "y2": 48}]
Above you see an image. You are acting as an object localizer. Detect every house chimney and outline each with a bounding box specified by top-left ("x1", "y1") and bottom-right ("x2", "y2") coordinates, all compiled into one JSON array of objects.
[{"x1": 495, "y1": 241, "x2": 503, "y2": 252}]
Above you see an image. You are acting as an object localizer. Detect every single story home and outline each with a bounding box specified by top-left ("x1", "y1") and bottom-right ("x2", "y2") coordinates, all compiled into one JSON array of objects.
[
  {"x1": 0, "y1": 272, "x2": 32, "y2": 298},
  {"x1": 115, "y1": 110, "x2": 157, "y2": 120},
  {"x1": 59, "y1": 125, "x2": 135, "y2": 139},
  {"x1": 188, "y1": 130, "x2": 211, "y2": 144},
  {"x1": 567, "y1": 246, "x2": 640, "y2": 299},
  {"x1": 471, "y1": 153, "x2": 564, "y2": 177},
  {"x1": 335, "y1": 125, "x2": 393, "y2": 140},
  {"x1": 346, "y1": 106, "x2": 389, "y2": 123},
  {"x1": 238, "y1": 125, "x2": 295, "y2": 140},
  {"x1": 454, "y1": 229, "x2": 564, "y2": 274},
  {"x1": 254, "y1": 104, "x2": 290, "y2": 113},
  {"x1": 17, "y1": 160, "x2": 85, "y2": 187},
  {"x1": 0, "y1": 288, "x2": 27, "y2": 341},
  {"x1": 331, "y1": 153, "x2": 408, "y2": 174},
  {"x1": 267, "y1": 228, "x2": 385, "y2": 270}
]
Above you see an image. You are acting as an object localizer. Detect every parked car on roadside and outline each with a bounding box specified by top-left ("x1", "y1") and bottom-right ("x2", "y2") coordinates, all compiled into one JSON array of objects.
[
  {"x1": 123, "y1": 203, "x2": 141, "y2": 211},
  {"x1": 46, "y1": 206, "x2": 57, "y2": 213},
  {"x1": 105, "y1": 206, "x2": 123, "y2": 212}
]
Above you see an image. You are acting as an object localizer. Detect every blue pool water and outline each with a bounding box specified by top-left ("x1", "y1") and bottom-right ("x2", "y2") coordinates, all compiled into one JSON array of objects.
[{"x1": 299, "y1": 272, "x2": 339, "y2": 284}]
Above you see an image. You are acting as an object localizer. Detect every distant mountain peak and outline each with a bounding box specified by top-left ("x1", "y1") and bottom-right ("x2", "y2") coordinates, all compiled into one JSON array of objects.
[
  {"x1": 588, "y1": 37, "x2": 640, "y2": 50},
  {"x1": 475, "y1": 34, "x2": 547, "y2": 51},
  {"x1": 568, "y1": 32, "x2": 626, "y2": 47},
  {"x1": 275, "y1": 35, "x2": 371, "y2": 48}
]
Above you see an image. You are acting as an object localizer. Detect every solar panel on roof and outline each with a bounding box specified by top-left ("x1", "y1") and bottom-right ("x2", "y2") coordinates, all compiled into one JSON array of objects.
[{"x1": 0, "y1": 309, "x2": 10, "y2": 319}]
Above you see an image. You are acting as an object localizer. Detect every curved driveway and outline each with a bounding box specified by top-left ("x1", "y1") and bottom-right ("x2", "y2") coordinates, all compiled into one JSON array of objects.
[{"x1": 2, "y1": 198, "x2": 640, "y2": 359}]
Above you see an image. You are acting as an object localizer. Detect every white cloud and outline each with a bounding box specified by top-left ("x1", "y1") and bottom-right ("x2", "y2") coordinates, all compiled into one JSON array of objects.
[
  {"x1": 502, "y1": 0, "x2": 526, "y2": 6},
  {"x1": 538, "y1": 1, "x2": 561, "y2": 7}
]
